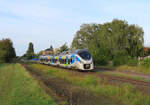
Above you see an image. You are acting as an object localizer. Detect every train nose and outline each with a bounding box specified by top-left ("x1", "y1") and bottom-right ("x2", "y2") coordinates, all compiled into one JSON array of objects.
[{"x1": 84, "y1": 64, "x2": 91, "y2": 69}]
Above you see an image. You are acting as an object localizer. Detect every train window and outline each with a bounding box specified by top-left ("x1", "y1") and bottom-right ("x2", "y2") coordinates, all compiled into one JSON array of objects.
[
  {"x1": 68, "y1": 59, "x2": 71, "y2": 64},
  {"x1": 78, "y1": 50, "x2": 91, "y2": 60},
  {"x1": 63, "y1": 59, "x2": 65, "y2": 64},
  {"x1": 71, "y1": 59, "x2": 72, "y2": 63},
  {"x1": 53, "y1": 59, "x2": 57, "y2": 63},
  {"x1": 59, "y1": 59, "x2": 64, "y2": 64}
]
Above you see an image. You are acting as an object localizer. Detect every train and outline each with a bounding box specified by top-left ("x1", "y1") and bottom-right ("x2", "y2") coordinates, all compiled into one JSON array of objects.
[{"x1": 39, "y1": 49, "x2": 94, "y2": 70}]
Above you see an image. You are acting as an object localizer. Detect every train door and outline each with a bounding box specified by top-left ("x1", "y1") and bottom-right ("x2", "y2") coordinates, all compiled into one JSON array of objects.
[
  {"x1": 71, "y1": 54, "x2": 76, "y2": 68},
  {"x1": 65, "y1": 56, "x2": 68, "y2": 67}
]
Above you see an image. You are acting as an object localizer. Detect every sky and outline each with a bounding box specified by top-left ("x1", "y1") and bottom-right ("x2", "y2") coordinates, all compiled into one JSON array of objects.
[{"x1": 0, "y1": 0, "x2": 150, "y2": 56}]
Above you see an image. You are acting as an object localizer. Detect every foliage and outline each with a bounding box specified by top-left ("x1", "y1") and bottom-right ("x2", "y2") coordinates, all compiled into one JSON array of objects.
[
  {"x1": 127, "y1": 57, "x2": 139, "y2": 66},
  {"x1": 50, "y1": 45, "x2": 54, "y2": 51},
  {"x1": 24, "y1": 42, "x2": 35, "y2": 59},
  {"x1": 59, "y1": 43, "x2": 69, "y2": 52},
  {"x1": 71, "y1": 19, "x2": 144, "y2": 65},
  {"x1": 140, "y1": 58, "x2": 150, "y2": 67},
  {"x1": 144, "y1": 47, "x2": 150, "y2": 56},
  {"x1": 113, "y1": 51, "x2": 129, "y2": 66},
  {"x1": 54, "y1": 48, "x2": 60, "y2": 54},
  {"x1": 34, "y1": 50, "x2": 43, "y2": 58},
  {"x1": 0, "y1": 38, "x2": 16, "y2": 63}
]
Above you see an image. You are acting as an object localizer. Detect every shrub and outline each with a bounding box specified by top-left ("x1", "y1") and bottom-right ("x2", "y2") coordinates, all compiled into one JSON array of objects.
[
  {"x1": 127, "y1": 57, "x2": 138, "y2": 66},
  {"x1": 113, "y1": 53, "x2": 129, "y2": 66},
  {"x1": 140, "y1": 58, "x2": 150, "y2": 67},
  {"x1": 113, "y1": 51, "x2": 139, "y2": 66}
]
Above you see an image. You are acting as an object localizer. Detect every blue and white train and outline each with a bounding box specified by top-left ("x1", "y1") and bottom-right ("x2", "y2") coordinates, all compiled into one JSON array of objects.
[{"x1": 39, "y1": 49, "x2": 94, "y2": 70}]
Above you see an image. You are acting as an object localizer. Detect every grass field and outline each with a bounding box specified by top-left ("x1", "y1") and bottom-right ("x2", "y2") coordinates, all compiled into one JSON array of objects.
[
  {"x1": 1, "y1": 63, "x2": 150, "y2": 105},
  {"x1": 29, "y1": 63, "x2": 150, "y2": 105},
  {"x1": 0, "y1": 63, "x2": 57, "y2": 105},
  {"x1": 116, "y1": 65, "x2": 150, "y2": 74}
]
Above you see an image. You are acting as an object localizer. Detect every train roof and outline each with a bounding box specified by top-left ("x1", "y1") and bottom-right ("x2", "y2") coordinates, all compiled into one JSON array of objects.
[
  {"x1": 74, "y1": 49, "x2": 89, "y2": 54},
  {"x1": 40, "y1": 49, "x2": 89, "y2": 57}
]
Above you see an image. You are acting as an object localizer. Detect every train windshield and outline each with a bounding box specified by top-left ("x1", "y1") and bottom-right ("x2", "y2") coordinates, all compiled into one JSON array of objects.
[{"x1": 78, "y1": 50, "x2": 91, "y2": 60}]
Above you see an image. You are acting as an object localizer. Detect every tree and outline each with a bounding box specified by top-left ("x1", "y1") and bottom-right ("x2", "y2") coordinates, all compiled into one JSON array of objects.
[
  {"x1": 71, "y1": 24, "x2": 99, "y2": 50},
  {"x1": 25, "y1": 42, "x2": 35, "y2": 59},
  {"x1": 60, "y1": 43, "x2": 69, "y2": 52},
  {"x1": 27, "y1": 42, "x2": 34, "y2": 54},
  {"x1": 37, "y1": 50, "x2": 43, "y2": 56},
  {"x1": 54, "y1": 48, "x2": 60, "y2": 54},
  {"x1": 0, "y1": 38, "x2": 16, "y2": 62},
  {"x1": 71, "y1": 19, "x2": 144, "y2": 65},
  {"x1": 50, "y1": 45, "x2": 54, "y2": 51}
]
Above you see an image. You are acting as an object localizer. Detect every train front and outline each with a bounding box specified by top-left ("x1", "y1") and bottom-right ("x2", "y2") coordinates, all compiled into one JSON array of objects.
[{"x1": 75, "y1": 49, "x2": 94, "y2": 70}]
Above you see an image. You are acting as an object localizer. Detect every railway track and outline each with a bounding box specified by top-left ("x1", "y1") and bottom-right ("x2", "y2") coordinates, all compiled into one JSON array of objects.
[
  {"x1": 97, "y1": 74, "x2": 150, "y2": 87},
  {"x1": 22, "y1": 63, "x2": 150, "y2": 92},
  {"x1": 47, "y1": 64, "x2": 150, "y2": 88}
]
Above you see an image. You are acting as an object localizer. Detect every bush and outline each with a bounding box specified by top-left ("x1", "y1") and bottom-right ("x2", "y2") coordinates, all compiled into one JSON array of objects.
[
  {"x1": 140, "y1": 58, "x2": 150, "y2": 67},
  {"x1": 127, "y1": 57, "x2": 138, "y2": 66},
  {"x1": 113, "y1": 51, "x2": 139, "y2": 66},
  {"x1": 113, "y1": 52, "x2": 129, "y2": 66},
  {"x1": 91, "y1": 48, "x2": 111, "y2": 66}
]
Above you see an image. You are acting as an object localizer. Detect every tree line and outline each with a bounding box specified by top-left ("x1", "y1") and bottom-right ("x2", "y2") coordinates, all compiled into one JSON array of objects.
[
  {"x1": 0, "y1": 19, "x2": 147, "y2": 65},
  {"x1": 21, "y1": 42, "x2": 69, "y2": 60}
]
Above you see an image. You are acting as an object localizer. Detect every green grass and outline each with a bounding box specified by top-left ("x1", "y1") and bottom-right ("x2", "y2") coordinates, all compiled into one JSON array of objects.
[
  {"x1": 30, "y1": 63, "x2": 150, "y2": 105},
  {"x1": 0, "y1": 63, "x2": 57, "y2": 105},
  {"x1": 98, "y1": 71, "x2": 150, "y2": 82},
  {"x1": 97, "y1": 63, "x2": 150, "y2": 75},
  {"x1": 116, "y1": 65, "x2": 150, "y2": 75}
]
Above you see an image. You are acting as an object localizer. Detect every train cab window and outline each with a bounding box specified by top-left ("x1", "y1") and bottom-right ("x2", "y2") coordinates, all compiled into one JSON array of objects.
[{"x1": 78, "y1": 50, "x2": 91, "y2": 60}]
